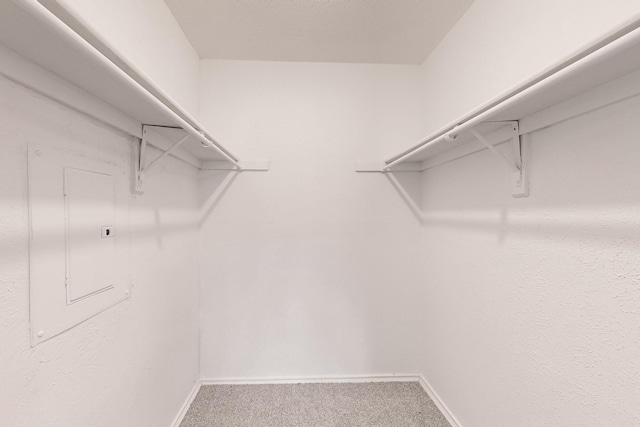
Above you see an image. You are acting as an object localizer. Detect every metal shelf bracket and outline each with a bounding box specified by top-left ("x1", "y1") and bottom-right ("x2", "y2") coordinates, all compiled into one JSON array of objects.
[
  {"x1": 468, "y1": 121, "x2": 528, "y2": 198},
  {"x1": 134, "y1": 125, "x2": 270, "y2": 193},
  {"x1": 135, "y1": 125, "x2": 191, "y2": 193}
]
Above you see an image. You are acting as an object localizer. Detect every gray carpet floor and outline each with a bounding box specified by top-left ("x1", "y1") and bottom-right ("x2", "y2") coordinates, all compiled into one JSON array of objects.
[{"x1": 179, "y1": 382, "x2": 451, "y2": 427}]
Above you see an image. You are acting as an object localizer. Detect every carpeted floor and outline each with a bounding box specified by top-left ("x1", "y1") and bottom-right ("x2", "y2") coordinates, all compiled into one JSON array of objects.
[{"x1": 179, "y1": 381, "x2": 451, "y2": 426}]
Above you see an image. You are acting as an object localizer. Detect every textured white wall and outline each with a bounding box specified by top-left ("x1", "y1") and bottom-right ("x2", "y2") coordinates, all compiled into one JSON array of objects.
[
  {"x1": 197, "y1": 60, "x2": 426, "y2": 379},
  {"x1": 60, "y1": 0, "x2": 201, "y2": 116},
  {"x1": 419, "y1": 0, "x2": 640, "y2": 132},
  {"x1": 415, "y1": 1, "x2": 640, "y2": 425},
  {"x1": 0, "y1": 76, "x2": 200, "y2": 427},
  {"x1": 418, "y1": 93, "x2": 640, "y2": 427}
]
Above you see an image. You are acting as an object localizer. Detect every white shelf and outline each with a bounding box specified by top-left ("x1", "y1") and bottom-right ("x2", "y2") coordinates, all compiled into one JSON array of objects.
[
  {"x1": 0, "y1": 0, "x2": 237, "y2": 164},
  {"x1": 376, "y1": 17, "x2": 640, "y2": 170}
]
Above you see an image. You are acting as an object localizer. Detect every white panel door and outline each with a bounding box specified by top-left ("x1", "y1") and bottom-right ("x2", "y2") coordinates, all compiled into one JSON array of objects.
[{"x1": 64, "y1": 167, "x2": 115, "y2": 303}]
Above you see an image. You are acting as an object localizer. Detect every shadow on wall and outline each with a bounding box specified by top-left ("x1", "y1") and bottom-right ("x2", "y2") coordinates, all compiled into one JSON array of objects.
[
  {"x1": 384, "y1": 131, "x2": 640, "y2": 247},
  {"x1": 385, "y1": 172, "x2": 423, "y2": 225},
  {"x1": 198, "y1": 169, "x2": 239, "y2": 226}
]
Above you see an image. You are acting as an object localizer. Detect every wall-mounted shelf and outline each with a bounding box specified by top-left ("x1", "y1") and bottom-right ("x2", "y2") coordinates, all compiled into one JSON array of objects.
[
  {"x1": 0, "y1": 0, "x2": 269, "y2": 180},
  {"x1": 357, "y1": 16, "x2": 640, "y2": 197}
]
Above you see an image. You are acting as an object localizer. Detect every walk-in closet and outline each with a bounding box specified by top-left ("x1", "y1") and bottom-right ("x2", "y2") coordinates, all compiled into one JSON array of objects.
[{"x1": 1, "y1": 1, "x2": 639, "y2": 426}]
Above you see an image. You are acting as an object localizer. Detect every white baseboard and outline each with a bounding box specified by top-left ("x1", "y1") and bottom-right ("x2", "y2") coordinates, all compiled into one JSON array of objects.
[
  {"x1": 417, "y1": 375, "x2": 461, "y2": 427},
  {"x1": 200, "y1": 374, "x2": 422, "y2": 385},
  {"x1": 171, "y1": 380, "x2": 202, "y2": 427}
]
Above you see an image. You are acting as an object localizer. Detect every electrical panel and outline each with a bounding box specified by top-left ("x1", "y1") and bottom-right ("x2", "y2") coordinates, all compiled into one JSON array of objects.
[{"x1": 28, "y1": 144, "x2": 130, "y2": 345}]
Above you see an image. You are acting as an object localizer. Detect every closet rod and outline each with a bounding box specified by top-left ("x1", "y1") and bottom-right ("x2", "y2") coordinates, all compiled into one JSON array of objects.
[
  {"x1": 13, "y1": 0, "x2": 241, "y2": 168},
  {"x1": 385, "y1": 15, "x2": 640, "y2": 171}
]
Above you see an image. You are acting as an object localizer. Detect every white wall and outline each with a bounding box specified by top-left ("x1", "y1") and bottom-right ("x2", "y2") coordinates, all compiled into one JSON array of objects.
[
  {"x1": 415, "y1": 1, "x2": 640, "y2": 425},
  {"x1": 197, "y1": 60, "x2": 426, "y2": 379},
  {"x1": 0, "y1": 76, "x2": 200, "y2": 427},
  {"x1": 60, "y1": 0, "x2": 201, "y2": 116},
  {"x1": 418, "y1": 92, "x2": 640, "y2": 427},
  {"x1": 419, "y1": 0, "x2": 640, "y2": 132}
]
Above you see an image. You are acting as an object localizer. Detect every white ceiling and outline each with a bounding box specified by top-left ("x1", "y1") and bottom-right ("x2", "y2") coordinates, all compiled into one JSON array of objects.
[{"x1": 164, "y1": 0, "x2": 474, "y2": 64}]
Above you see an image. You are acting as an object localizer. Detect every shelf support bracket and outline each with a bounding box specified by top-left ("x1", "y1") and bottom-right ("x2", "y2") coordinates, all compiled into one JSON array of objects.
[
  {"x1": 135, "y1": 125, "x2": 190, "y2": 193},
  {"x1": 469, "y1": 121, "x2": 528, "y2": 198}
]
